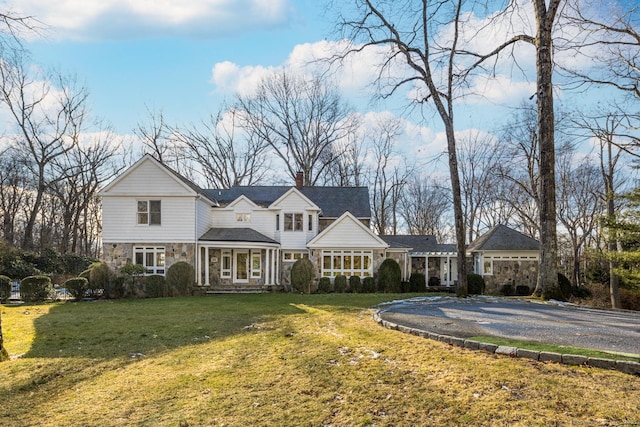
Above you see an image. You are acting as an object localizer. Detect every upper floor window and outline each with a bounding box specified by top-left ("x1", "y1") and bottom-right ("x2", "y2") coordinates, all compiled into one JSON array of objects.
[
  {"x1": 284, "y1": 213, "x2": 303, "y2": 231},
  {"x1": 236, "y1": 213, "x2": 251, "y2": 222},
  {"x1": 137, "y1": 200, "x2": 161, "y2": 225},
  {"x1": 308, "y1": 214, "x2": 313, "y2": 231}
]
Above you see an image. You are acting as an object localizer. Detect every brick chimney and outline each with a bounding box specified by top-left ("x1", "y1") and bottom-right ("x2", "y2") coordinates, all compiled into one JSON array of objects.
[{"x1": 295, "y1": 171, "x2": 304, "y2": 189}]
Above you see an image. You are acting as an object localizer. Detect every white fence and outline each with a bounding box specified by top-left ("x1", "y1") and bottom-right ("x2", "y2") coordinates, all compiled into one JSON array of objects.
[{"x1": 9, "y1": 281, "x2": 71, "y2": 301}]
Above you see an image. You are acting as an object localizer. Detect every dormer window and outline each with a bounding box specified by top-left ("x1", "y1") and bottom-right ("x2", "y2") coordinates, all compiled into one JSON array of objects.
[
  {"x1": 284, "y1": 213, "x2": 303, "y2": 231},
  {"x1": 236, "y1": 213, "x2": 251, "y2": 222},
  {"x1": 137, "y1": 200, "x2": 161, "y2": 225}
]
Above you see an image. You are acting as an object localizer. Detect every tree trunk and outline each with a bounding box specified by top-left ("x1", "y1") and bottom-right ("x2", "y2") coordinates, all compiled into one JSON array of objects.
[{"x1": 607, "y1": 196, "x2": 621, "y2": 308}]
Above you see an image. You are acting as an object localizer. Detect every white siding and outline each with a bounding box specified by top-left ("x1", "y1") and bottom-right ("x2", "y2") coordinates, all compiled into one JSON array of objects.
[
  {"x1": 103, "y1": 158, "x2": 195, "y2": 197},
  {"x1": 102, "y1": 196, "x2": 197, "y2": 242},
  {"x1": 274, "y1": 192, "x2": 319, "y2": 249},
  {"x1": 309, "y1": 215, "x2": 387, "y2": 249},
  {"x1": 196, "y1": 198, "x2": 213, "y2": 238}
]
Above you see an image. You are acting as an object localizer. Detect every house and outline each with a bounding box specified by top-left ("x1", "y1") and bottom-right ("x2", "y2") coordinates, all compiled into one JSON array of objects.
[
  {"x1": 467, "y1": 224, "x2": 540, "y2": 292},
  {"x1": 99, "y1": 155, "x2": 391, "y2": 291},
  {"x1": 99, "y1": 155, "x2": 539, "y2": 292}
]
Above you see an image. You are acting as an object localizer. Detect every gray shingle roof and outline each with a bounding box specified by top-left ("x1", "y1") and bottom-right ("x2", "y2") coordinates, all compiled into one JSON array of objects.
[
  {"x1": 379, "y1": 235, "x2": 456, "y2": 253},
  {"x1": 204, "y1": 186, "x2": 371, "y2": 218},
  {"x1": 199, "y1": 228, "x2": 279, "y2": 244},
  {"x1": 467, "y1": 225, "x2": 540, "y2": 251}
]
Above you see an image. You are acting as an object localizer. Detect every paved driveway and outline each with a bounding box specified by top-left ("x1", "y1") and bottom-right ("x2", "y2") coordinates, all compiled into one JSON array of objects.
[{"x1": 377, "y1": 296, "x2": 640, "y2": 356}]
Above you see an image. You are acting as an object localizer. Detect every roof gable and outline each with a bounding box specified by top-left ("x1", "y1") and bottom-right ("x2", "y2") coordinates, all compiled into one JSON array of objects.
[
  {"x1": 226, "y1": 195, "x2": 259, "y2": 210},
  {"x1": 269, "y1": 187, "x2": 320, "y2": 211},
  {"x1": 307, "y1": 212, "x2": 388, "y2": 249},
  {"x1": 467, "y1": 225, "x2": 540, "y2": 252}
]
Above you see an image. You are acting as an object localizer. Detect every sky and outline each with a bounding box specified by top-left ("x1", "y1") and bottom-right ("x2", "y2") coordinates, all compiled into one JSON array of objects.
[{"x1": 3, "y1": 0, "x2": 632, "y2": 175}]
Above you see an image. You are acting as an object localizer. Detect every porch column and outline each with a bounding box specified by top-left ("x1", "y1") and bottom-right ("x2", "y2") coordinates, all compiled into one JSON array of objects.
[
  {"x1": 265, "y1": 249, "x2": 271, "y2": 285},
  {"x1": 446, "y1": 255, "x2": 451, "y2": 286},
  {"x1": 275, "y1": 249, "x2": 280, "y2": 285},
  {"x1": 204, "y1": 247, "x2": 210, "y2": 286},
  {"x1": 425, "y1": 255, "x2": 429, "y2": 281}
]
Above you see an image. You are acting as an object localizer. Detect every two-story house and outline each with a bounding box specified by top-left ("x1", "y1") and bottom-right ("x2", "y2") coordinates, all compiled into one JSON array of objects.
[{"x1": 100, "y1": 154, "x2": 390, "y2": 291}]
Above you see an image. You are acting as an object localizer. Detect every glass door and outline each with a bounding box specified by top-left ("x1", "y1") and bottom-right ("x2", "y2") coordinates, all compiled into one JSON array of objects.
[{"x1": 234, "y1": 251, "x2": 249, "y2": 283}]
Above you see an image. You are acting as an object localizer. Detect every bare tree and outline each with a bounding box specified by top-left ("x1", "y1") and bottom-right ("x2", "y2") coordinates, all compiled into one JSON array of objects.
[
  {"x1": 236, "y1": 71, "x2": 358, "y2": 186},
  {"x1": 170, "y1": 108, "x2": 270, "y2": 188},
  {"x1": 401, "y1": 176, "x2": 451, "y2": 241},
  {"x1": 337, "y1": 0, "x2": 472, "y2": 295},
  {"x1": 0, "y1": 149, "x2": 30, "y2": 246}
]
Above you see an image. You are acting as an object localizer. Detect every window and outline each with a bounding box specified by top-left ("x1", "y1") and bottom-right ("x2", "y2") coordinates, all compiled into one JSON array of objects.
[
  {"x1": 282, "y1": 251, "x2": 308, "y2": 262},
  {"x1": 483, "y1": 259, "x2": 493, "y2": 275},
  {"x1": 236, "y1": 213, "x2": 251, "y2": 222},
  {"x1": 221, "y1": 250, "x2": 232, "y2": 278},
  {"x1": 284, "y1": 213, "x2": 303, "y2": 231},
  {"x1": 308, "y1": 214, "x2": 313, "y2": 231},
  {"x1": 137, "y1": 200, "x2": 161, "y2": 225},
  {"x1": 321, "y1": 250, "x2": 373, "y2": 277},
  {"x1": 276, "y1": 214, "x2": 280, "y2": 231},
  {"x1": 134, "y1": 247, "x2": 165, "y2": 275},
  {"x1": 251, "y1": 251, "x2": 262, "y2": 278}
]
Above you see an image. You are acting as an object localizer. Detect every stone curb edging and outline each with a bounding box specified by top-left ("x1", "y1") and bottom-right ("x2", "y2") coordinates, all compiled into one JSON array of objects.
[{"x1": 373, "y1": 311, "x2": 640, "y2": 376}]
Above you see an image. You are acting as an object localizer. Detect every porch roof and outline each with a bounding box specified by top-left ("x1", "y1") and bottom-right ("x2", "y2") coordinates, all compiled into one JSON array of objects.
[
  {"x1": 380, "y1": 235, "x2": 456, "y2": 254},
  {"x1": 199, "y1": 228, "x2": 279, "y2": 245}
]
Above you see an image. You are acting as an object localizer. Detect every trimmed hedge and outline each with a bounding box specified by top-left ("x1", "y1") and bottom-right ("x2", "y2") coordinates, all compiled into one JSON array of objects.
[
  {"x1": 145, "y1": 275, "x2": 168, "y2": 298},
  {"x1": 317, "y1": 277, "x2": 332, "y2": 293},
  {"x1": 349, "y1": 276, "x2": 362, "y2": 293},
  {"x1": 64, "y1": 277, "x2": 89, "y2": 301},
  {"x1": 378, "y1": 258, "x2": 401, "y2": 293},
  {"x1": 334, "y1": 275, "x2": 348, "y2": 293},
  {"x1": 89, "y1": 262, "x2": 111, "y2": 297},
  {"x1": 291, "y1": 258, "x2": 315, "y2": 293},
  {"x1": 20, "y1": 275, "x2": 52, "y2": 302},
  {"x1": 409, "y1": 273, "x2": 426, "y2": 292},
  {"x1": 165, "y1": 261, "x2": 195, "y2": 297},
  {"x1": 0, "y1": 275, "x2": 11, "y2": 302},
  {"x1": 467, "y1": 273, "x2": 485, "y2": 295},
  {"x1": 362, "y1": 277, "x2": 376, "y2": 293}
]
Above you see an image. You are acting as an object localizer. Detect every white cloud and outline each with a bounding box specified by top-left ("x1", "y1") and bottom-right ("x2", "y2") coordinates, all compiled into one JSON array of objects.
[{"x1": 11, "y1": 0, "x2": 294, "y2": 40}]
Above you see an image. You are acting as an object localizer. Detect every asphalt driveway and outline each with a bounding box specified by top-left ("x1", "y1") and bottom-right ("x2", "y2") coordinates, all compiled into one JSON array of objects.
[{"x1": 376, "y1": 296, "x2": 640, "y2": 356}]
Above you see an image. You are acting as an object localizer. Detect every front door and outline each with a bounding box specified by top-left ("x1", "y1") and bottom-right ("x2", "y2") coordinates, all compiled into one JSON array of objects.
[
  {"x1": 235, "y1": 251, "x2": 249, "y2": 283},
  {"x1": 441, "y1": 257, "x2": 458, "y2": 286}
]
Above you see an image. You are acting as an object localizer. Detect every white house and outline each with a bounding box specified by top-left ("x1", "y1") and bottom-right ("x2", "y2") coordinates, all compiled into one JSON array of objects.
[{"x1": 99, "y1": 155, "x2": 539, "y2": 292}]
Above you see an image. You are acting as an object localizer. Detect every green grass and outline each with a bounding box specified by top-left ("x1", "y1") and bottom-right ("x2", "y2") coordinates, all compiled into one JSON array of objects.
[
  {"x1": 469, "y1": 336, "x2": 640, "y2": 362},
  {"x1": 1, "y1": 294, "x2": 639, "y2": 426}
]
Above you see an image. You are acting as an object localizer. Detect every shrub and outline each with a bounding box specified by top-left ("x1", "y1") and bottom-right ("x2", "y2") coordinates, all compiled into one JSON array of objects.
[
  {"x1": 571, "y1": 285, "x2": 592, "y2": 298},
  {"x1": 467, "y1": 273, "x2": 485, "y2": 295},
  {"x1": 145, "y1": 275, "x2": 168, "y2": 298},
  {"x1": 362, "y1": 277, "x2": 376, "y2": 293},
  {"x1": 515, "y1": 285, "x2": 532, "y2": 296},
  {"x1": 20, "y1": 275, "x2": 52, "y2": 302},
  {"x1": 558, "y1": 273, "x2": 572, "y2": 300},
  {"x1": 110, "y1": 275, "x2": 127, "y2": 299},
  {"x1": 334, "y1": 275, "x2": 348, "y2": 293},
  {"x1": 0, "y1": 275, "x2": 11, "y2": 302},
  {"x1": 409, "y1": 273, "x2": 426, "y2": 292},
  {"x1": 165, "y1": 261, "x2": 195, "y2": 297},
  {"x1": 119, "y1": 263, "x2": 147, "y2": 298},
  {"x1": 60, "y1": 253, "x2": 96, "y2": 276},
  {"x1": 89, "y1": 262, "x2": 111, "y2": 298},
  {"x1": 317, "y1": 277, "x2": 332, "y2": 293},
  {"x1": 378, "y1": 258, "x2": 401, "y2": 293},
  {"x1": 400, "y1": 280, "x2": 411, "y2": 293},
  {"x1": 64, "y1": 277, "x2": 89, "y2": 301},
  {"x1": 500, "y1": 283, "x2": 514, "y2": 296},
  {"x1": 349, "y1": 276, "x2": 362, "y2": 293},
  {"x1": 428, "y1": 276, "x2": 441, "y2": 287},
  {"x1": 290, "y1": 258, "x2": 315, "y2": 293}
]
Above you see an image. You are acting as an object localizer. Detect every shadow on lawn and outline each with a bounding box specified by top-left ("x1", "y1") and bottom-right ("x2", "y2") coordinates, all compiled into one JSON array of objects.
[{"x1": 22, "y1": 293, "x2": 397, "y2": 360}]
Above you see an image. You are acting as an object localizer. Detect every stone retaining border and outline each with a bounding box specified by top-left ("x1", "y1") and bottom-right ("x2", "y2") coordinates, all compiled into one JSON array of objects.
[{"x1": 373, "y1": 310, "x2": 640, "y2": 376}]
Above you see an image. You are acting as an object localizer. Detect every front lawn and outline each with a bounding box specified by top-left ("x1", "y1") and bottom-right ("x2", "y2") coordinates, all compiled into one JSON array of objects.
[{"x1": 1, "y1": 294, "x2": 639, "y2": 426}]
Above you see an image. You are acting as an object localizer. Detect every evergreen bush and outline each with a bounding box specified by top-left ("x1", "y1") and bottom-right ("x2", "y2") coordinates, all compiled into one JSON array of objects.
[
  {"x1": 500, "y1": 283, "x2": 514, "y2": 296},
  {"x1": 165, "y1": 261, "x2": 195, "y2": 297},
  {"x1": 317, "y1": 277, "x2": 332, "y2": 293},
  {"x1": 291, "y1": 258, "x2": 315, "y2": 293},
  {"x1": 378, "y1": 258, "x2": 401, "y2": 293},
  {"x1": 0, "y1": 275, "x2": 11, "y2": 302},
  {"x1": 334, "y1": 275, "x2": 348, "y2": 293},
  {"x1": 467, "y1": 273, "x2": 485, "y2": 295},
  {"x1": 558, "y1": 273, "x2": 572, "y2": 300},
  {"x1": 362, "y1": 276, "x2": 376, "y2": 293},
  {"x1": 349, "y1": 276, "x2": 362, "y2": 293},
  {"x1": 119, "y1": 263, "x2": 147, "y2": 298},
  {"x1": 428, "y1": 276, "x2": 441, "y2": 287},
  {"x1": 19, "y1": 275, "x2": 52, "y2": 302},
  {"x1": 400, "y1": 280, "x2": 411, "y2": 293},
  {"x1": 409, "y1": 273, "x2": 426, "y2": 292},
  {"x1": 515, "y1": 285, "x2": 532, "y2": 296},
  {"x1": 89, "y1": 262, "x2": 111, "y2": 298},
  {"x1": 145, "y1": 275, "x2": 168, "y2": 298},
  {"x1": 64, "y1": 277, "x2": 89, "y2": 301}
]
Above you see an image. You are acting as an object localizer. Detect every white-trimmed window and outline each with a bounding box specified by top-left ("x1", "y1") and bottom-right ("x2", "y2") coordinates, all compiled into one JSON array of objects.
[
  {"x1": 308, "y1": 214, "x2": 313, "y2": 231},
  {"x1": 134, "y1": 247, "x2": 165, "y2": 275},
  {"x1": 482, "y1": 258, "x2": 493, "y2": 275},
  {"x1": 137, "y1": 200, "x2": 161, "y2": 225},
  {"x1": 221, "y1": 250, "x2": 232, "y2": 278},
  {"x1": 282, "y1": 251, "x2": 308, "y2": 262},
  {"x1": 284, "y1": 213, "x2": 303, "y2": 231},
  {"x1": 321, "y1": 250, "x2": 373, "y2": 277},
  {"x1": 236, "y1": 213, "x2": 251, "y2": 222},
  {"x1": 251, "y1": 250, "x2": 262, "y2": 278}
]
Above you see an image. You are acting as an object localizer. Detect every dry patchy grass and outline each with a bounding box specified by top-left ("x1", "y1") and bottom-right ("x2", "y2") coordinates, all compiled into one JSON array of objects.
[{"x1": 1, "y1": 294, "x2": 639, "y2": 426}]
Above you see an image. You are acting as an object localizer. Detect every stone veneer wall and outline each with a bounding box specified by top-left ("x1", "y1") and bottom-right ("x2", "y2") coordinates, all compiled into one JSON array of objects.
[
  {"x1": 482, "y1": 260, "x2": 538, "y2": 292},
  {"x1": 102, "y1": 242, "x2": 196, "y2": 272}
]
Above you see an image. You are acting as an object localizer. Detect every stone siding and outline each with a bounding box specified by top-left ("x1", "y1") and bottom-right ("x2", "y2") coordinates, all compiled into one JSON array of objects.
[
  {"x1": 483, "y1": 259, "x2": 538, "y2": 292},
  {"x1": 102, "y1": 242, "x2": 196, "y2": 273}
]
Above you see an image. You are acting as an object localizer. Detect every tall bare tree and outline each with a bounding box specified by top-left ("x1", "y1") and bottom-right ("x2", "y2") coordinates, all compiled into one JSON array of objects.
[
  {"x1": 170, "y1": 108, "x2": 270, "y2": 188},
  {"x1": 338, "y1": 0, "x2": 472, "y2": 295},
  {"x1": 236, "y1": 71, "x2": 358, "y2": 186},
  {"x1": 401, "y1": 177, "x2": 451, "y2": 241}
]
